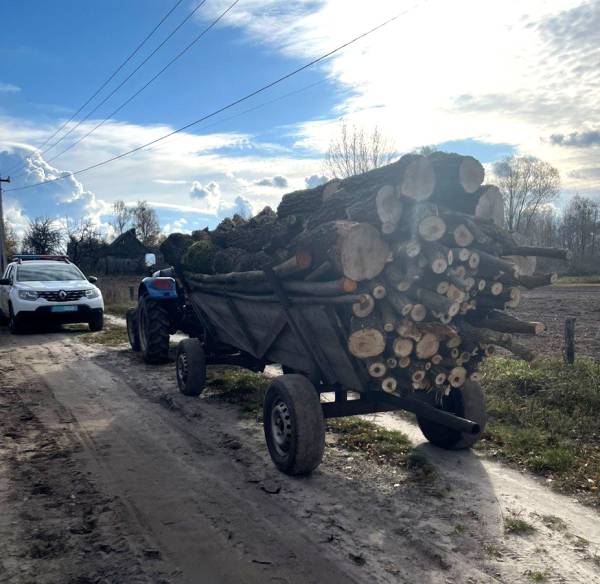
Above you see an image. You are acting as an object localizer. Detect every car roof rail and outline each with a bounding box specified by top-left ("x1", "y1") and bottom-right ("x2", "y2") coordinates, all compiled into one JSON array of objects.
[{"x1": 12, "y1": 254, "x2": 71, "y2": 264}]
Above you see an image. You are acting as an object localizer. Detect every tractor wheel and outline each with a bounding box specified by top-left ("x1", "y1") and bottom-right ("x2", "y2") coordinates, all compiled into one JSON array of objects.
[
  {"x1": 176, "y1": 339, "x2": 206, "y2": 396},
  {"x1": 138, "y1": 296, "x2": 170, "y2": 364},
  {"x1": 263, "y1": 374, "x2": 325, "y2": 476},
  {"x1": 126, "y1": 308, "x2": 141, "y2": 351},
  {"x1": 417, "y1": 381, "x2": 487, "y2": 450}
]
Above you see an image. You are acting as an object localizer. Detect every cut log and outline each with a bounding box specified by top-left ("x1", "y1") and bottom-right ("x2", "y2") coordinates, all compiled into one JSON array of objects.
[
  {"x1": 386, "y1": 288, "x2": 413, "y2": 317},
  {"x1": 502, "y1": 245, "x2": 572, "y2": 261},
  {"x1": 448, "y1": 366, "x2": 467, "y2": 388},
  {"x1": 429, "y1": 152, "x2": 485, "y2": 195},
  {"x1": 393, "y1": 337, "x2": 414, "y2": 358},
  {"x1": 379, "y1": 299, "x2": 398, "y2": 332},
  {"x1": 410, "y1": 303, "x2": 428, "y2": 322},
  {"x1": 415, "y1": 333, "x2": 440, "y2": 359},
  {"x1": 376, "y1": 185, "x2": 403, "y2": 227},
  {"x1": 348, "y1": 327, "x2": 386, "y2": 359},
  {"x1": 381, "y1": 376, "x2": 398, "y2": 394},
  {"x1": 418, "y1": 215, "x2": 447, "y2": 242},
  {"x1": 352, "y1": 293, "x2": 376, "y2": 318},
  {"x1": 366, "y1": 357, "x2": 387, "y2": 378},
  {"x1": 474, "y1": 185, "x2": 504, "y2": 226},
  {"x1": 472, "y1": 310, "x2": 545, "y2": 335},
  {"x1": 409, "y1": 288, "x2": 459, "y2": 316},
  {"x1": 369, "y1": 279, "x2": 387, "y2": 300},
  {"x1": 304, "y1": 260, "x2": 332, "y2": 282},
  {"x1": 422, "y1": 242, "x2": 449, "y2": 274},
  {"x1": 391, "y1": 238, "x2": 421, "y2": 259},
  {"x1": 296, "y1": 220, "x2": 390, "y2": 281}
]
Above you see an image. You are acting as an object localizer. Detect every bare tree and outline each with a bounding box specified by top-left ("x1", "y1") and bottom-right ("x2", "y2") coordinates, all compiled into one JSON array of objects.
[
  {"x1": 493, "y1": 156, "x2": 560, "y2": 233},
  {"x1": 132, "y1": 200, "x2": 160, "y2": 247},
  {"x1": 3, "y1": 221, "x2": 19, "y2": 259},
  {"x1": 325, "y1": 122, "x2": 396, "y2": 179},
  {"x1": 112, "y1": 200, "x2": 132, "y2": 236},
  {"x1": 66, "y1": 218, "x2": 106, "y2": 270},
  {"x1": 22, "y1": 217, "x2": 63, "y2": 255}
]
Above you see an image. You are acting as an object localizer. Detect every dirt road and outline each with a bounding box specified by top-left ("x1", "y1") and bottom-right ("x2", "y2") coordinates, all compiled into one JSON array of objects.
[{"x1": 1, "y1": 327, "x2": 599, "y2": 583}]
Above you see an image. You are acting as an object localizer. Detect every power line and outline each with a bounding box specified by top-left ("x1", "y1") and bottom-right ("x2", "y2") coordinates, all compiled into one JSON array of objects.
[
  {"x1": 5, "y1": 0, "x2": 186, "y2": 175},
  {"x1": 21, "y1": 0, "x2": 210, "y2": 168},
  {"x1": 40, "y1": 0, "x2": 240, "y2": 167},
  {"x1": 7, "y1": 12, "x2": 402, "y2": 194}
]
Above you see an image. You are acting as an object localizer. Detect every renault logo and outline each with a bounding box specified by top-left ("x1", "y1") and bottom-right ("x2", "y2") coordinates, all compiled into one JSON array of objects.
[{"x1": 58, "y1": 290, "x2": 67, "y2": 300}]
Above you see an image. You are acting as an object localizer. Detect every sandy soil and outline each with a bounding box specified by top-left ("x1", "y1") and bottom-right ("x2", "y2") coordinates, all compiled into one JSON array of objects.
[
  {"x1": 510, "y1": 286, "x2": 600, "y2": 359},
  {"x1": 1, "y1": 326, "x2": 599, "y2": 583}
]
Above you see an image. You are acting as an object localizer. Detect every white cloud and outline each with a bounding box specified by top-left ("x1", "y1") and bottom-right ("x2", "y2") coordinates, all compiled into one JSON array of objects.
[
  {"x1": 254, "y1": 175, "x2": 288, "y2": 188},
  {"x1": 0, "y1": 82, "x2": 20, "y2": 93},
  {"x1": 305, "y1": 174, "x2": 328, "y2": 188},
  {"x1": 162, "y1": 217, "x2": 190, "y2": 235},
  {"x1": 153, "y1": 178, "x2": 189, "y2": 185},
  {"x1": 189, "y1": 180, "x2": 222, "y2": 214}
]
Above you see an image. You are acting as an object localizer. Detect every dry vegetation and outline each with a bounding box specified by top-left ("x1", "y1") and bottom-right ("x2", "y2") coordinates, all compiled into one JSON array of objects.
[{"x1": 96, "y1": 275, "x2": 140, "y2": 316}]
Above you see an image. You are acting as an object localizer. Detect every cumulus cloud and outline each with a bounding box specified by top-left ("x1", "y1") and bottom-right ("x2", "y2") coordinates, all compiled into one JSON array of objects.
[
  {"x1": 153, "y1": 178, "x2": 188, "y2": 185},
  {"x1": 254, "y1": 175, "x2": 289, "y2": 188},
  {"x1": 0, "y1": 82, "x2": 20, "y2": 93},
  {"x1": 0, "y1": 145, "x2": 112, "y2": 235},
  {"x1": 228, "y1": 195, "x2": 253, "y2": 219},
  {"x1": 189, "y1": 180, "x2": 222, "y2": 214},
  {"x1": 550, "y1": 130, "x2": 600, "y2": 148},
  {"x1": 162, "y1": 217, "x2": 190, "y2": 235},
  {"x1": 305, "y1": 174, "x2": 328, "y2": 188}
]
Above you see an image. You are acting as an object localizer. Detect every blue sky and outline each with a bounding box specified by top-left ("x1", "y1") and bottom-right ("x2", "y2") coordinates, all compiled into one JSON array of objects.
[{"x1": 1, "y1": 0, "x2": 599, "y2": 238}]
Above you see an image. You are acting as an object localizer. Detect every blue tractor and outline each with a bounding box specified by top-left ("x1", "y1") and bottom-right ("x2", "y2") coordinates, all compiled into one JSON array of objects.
[{"x1": 126, "y1": 266, "x2": 201, "y2": 363}]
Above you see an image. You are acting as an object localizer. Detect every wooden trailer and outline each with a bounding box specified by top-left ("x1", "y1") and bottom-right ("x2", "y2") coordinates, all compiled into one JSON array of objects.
[{"x1": 173, "y1": 267, "x2": 485, "y2": 476}]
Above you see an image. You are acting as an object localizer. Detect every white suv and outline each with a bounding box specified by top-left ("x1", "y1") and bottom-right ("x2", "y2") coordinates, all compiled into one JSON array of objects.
[{"x1": 0, "y1": 256, "x2": 104, "y2": 334}]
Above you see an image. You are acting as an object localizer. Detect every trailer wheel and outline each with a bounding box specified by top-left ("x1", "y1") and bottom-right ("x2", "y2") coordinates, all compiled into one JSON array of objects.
[
  {"x1": 176, "y1": 339, "x2": 206, "y2": 396},
  {"x1": 263, "y1": 375, "x2": 325, "y2": 476},
  {"x1": 138, "y1": 296, "x2": 170, "y2": 363},
  {"x1": 417, "y1": 381, "x2": 487, "y2": 450},
  {"x1": 126, "y1": 308, "x2": 141, "y2": 351}
]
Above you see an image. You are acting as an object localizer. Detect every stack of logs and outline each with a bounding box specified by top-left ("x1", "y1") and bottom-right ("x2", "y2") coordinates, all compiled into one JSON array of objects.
[{"x1": 166, "y1": 151, "x2": 570, "y2": 395}]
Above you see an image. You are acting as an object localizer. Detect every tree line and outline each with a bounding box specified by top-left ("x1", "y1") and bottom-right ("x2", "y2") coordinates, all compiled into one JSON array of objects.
[{"x1": 5, "y1": 200, "x2": 161, "y2": 258}]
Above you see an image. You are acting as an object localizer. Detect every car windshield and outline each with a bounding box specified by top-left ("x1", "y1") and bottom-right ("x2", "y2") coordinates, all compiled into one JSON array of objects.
[{"x1": 16, "y1": 264, "x2": 85, "y2": 282}]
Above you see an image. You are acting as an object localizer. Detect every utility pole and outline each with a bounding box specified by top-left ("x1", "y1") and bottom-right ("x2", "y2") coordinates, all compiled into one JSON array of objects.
[{"x1": 0, "y1": 175, "x2": 11, "y2": 274}]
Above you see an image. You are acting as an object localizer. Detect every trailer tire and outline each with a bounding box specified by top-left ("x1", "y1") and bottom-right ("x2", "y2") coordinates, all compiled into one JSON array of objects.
[
  {"x1": 126, "y1": 308, "x2": 141, "y2": 351},
  {"x1": 138, "y1": 296, "x2": 170, "y2": 363},
  {"x1": 417, "y1": 381, "x2": 487, "y2": 450},
  {"x1": 263, "y1": 375, "x2": 325, "y2": 476},
  {"x1": 176, "y1": 339, "x2": 206, "y2": 396}
]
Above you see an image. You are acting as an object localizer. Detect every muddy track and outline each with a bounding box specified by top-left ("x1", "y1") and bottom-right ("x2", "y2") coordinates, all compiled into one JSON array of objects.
[{"x1": 1, "y1": 327, "x2": 599, "y2": 583}]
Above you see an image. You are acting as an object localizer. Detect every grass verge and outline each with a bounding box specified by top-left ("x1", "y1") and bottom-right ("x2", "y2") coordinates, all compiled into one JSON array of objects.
[
  {"x1": 77, "y1": 321, "x2": 129, "y2": 347},
  {"x1": 478, "y1": 356, "x2": 600, "y2": 505},
  {"x1": 205, "y1": 368, "x2": 432, "y2": 478}
]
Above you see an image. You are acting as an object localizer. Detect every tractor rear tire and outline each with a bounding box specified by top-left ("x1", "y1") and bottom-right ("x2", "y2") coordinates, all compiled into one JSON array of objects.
[
  {"x1": 176, "y1": 339, "x2": 206, "y2": 396},
  {"x1": 263, "y1": 374, "x2": 325, "y2": 476},
  {"x1": 417, "y1": 381, "x2": 487, "y2": 450},
  {"x1": 138, "y1": 297, "x2": 170, "y2": 364},
  {"x1": 126, "y1": 308, "x2": 141, "y2": 352}
]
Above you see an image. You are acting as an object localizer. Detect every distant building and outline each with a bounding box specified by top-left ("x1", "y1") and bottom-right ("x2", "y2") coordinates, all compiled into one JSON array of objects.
[{"x1": 68, "y1": 228, "x2": 163, "y2": 274}]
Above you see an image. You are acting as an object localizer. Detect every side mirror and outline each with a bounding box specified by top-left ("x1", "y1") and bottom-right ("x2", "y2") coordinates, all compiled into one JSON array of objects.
[
  {"x1": 88, "y1": 276, "x2": 98, "y2": 284},
  {"x1": 0, "y1": 278, "x2": 10, "y2": 286},
  {"x1": 144, "y1": 253, "x2": 156, "y2": 268}
]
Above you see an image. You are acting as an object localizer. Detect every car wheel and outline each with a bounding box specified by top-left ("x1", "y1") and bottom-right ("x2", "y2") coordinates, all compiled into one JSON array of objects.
[
  {"x1": 263, "y1": 374, "x2": 325, "y2": 476},
  {"x1": 88, "y1": 311, "x2": 104, "y2": 332},
  {"x1": 176, "y1": 339, "x2": 206, "y2": 396},
  {"x1": 8, "y1": 304, "x2": 22, "y2": 334},
  {"x1": 138, "y1": 296, "x2": 170, "y2": 364}
]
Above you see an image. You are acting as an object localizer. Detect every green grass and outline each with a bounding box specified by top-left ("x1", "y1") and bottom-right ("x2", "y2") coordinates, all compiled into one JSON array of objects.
[
  {"x1": 555, "y1": 275, "x2": 600, "y2": 285},
  {"x1": 478, "y1": 356, "x2": 600, "y2": 505},
  {"x1": 504, "y1": 516, "x2": 536, "y2": 535},
  {"x1": 327, "y1": 417, "x2": 434, "y2": 478},
  {"x1": 77, "y1": 321, "x2": 129, "y2": 346},
  {"x1": 525, "y1": 569, "x2": 548, "y2": 582},
  {"x1": 205, "y1": 367, "x2": 269, "y2": 415}
]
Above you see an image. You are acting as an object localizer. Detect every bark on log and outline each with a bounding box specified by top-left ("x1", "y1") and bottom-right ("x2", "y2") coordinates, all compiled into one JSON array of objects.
[{"x1": 472, "y1": 310, "x2": 545, "y2": 335}]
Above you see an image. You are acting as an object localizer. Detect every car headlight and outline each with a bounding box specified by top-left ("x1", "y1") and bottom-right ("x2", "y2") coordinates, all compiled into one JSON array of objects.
[
  {"x1": 18, "y1": 290, "x2": 38, "y2": 301},
  {"x1": 85, "y1": 288, "x2": 100, "y2": 299}
]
